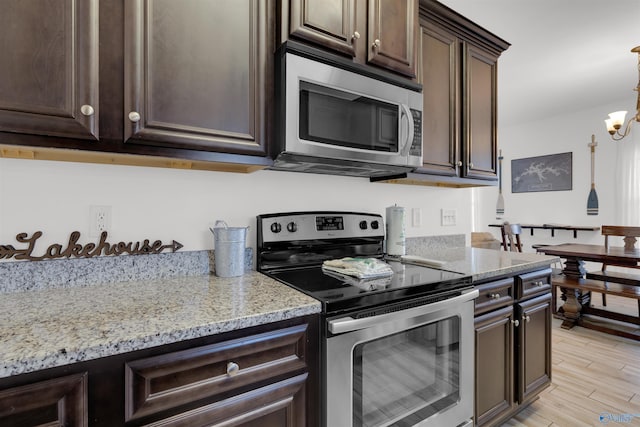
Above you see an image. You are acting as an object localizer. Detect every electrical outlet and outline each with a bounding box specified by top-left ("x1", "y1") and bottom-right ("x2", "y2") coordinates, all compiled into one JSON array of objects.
[
  {"x1": 411, "y1": 208, "x2": 422, "y2": 227},
  {"x1": 90, "y1": 206, "x2": 111, "y2": 237},
  {"x1": 441, "y1": 209, "x2": 457, "y2": 226}
]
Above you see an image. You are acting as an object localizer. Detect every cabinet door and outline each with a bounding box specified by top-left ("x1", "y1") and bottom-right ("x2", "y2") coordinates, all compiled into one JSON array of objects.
[
  {"x1": 462, "y1": 43, "x2": 498, "y2": 180},
  {"x1": 289, "y1": 0, "x2": 357, "y2": 56},
  {"x1": 517, "y1": 293, "x2": 552, "y2": 403},
  {"x1": 0, "y1": 0, "x2": 98, "y2": 140},
  {"x1": 124, "y1": 0, "x2": 271, "y2": 156},
  {"x1": 367, "y1": 0, "x2": 417, "y2": 77},
  {"x1": 0, "y1": 373, "x2": 87, "y2": 426},
  {"x1": 419, "y1": 22, "x2": 459, "y2": 176},
  {"x1": 474, "y1": 305, "x2": 515, "y2": 427}
]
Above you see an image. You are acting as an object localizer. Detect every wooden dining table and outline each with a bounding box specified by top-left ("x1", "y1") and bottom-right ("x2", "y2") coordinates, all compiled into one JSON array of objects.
[
  {"x1": 536, "y1": 243, "x2": 640, "y2": 339},
  {"x1": 537, "y1": 243, "x2": 640, "y2": 277}
]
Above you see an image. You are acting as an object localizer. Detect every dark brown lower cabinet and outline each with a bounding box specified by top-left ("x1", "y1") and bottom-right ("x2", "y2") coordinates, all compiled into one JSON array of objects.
[
  {"x1": 474, "y1": 268, "x2": 552, "y2": 427},
  {"x1": 0, "y1": 315, "x2": 318, "y2": 427},
  {"x1": 0, "y1": 372, "x2": 88, "y2": 426},
  {"x1": 475, "y1": 305, "x2": 515, "y2": 426}
]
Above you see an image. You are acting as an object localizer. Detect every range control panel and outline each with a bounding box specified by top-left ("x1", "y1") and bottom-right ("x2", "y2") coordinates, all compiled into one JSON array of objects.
[{"x1": 258, "y1": 211, "x2": 384, "y2": 243}]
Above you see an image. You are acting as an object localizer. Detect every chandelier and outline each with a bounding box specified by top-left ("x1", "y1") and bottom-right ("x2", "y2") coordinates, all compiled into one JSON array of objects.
[{"x1": 604, "y1": 46, "x2": 640, "y2": 141}]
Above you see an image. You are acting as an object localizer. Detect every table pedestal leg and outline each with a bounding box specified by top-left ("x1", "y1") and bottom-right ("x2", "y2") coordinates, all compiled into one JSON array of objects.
[
  {"x1": 561, "y1": 288, "x2": 583, "y2": 329},
  {"x1": 562, "y1": 258, "x2": 587, "y2": 278}
]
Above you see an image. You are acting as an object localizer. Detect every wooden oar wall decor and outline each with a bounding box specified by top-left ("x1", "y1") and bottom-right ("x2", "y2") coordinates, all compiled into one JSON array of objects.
[
  {"x1": 587, "y1": 134, "x2": 599, "y2": 215},
  {"x1": 496, "y1": 149, "x2": 505, "y2": 218}
]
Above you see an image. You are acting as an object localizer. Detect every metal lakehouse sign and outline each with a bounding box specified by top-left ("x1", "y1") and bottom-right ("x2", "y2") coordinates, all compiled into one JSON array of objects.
[{"x1": 0, "y1": 231, "x2": 183, "y2": 262}]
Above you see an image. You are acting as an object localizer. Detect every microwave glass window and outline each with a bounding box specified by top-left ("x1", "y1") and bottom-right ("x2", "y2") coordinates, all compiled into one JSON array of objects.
[
  {"x1": 352, "y1": 316, "x2": 461, "y2": 426},
  {"x1": 299, "y1": 81, "x2": 399, "y2": 152}
]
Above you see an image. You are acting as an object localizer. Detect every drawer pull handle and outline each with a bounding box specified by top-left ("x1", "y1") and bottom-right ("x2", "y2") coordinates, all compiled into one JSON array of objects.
[
  {"x1": 226, "y1": 362, "x2": 239, "y2": 377},
  {"x1": 534, "y1": 281, "x2": 545, "y2": 287},
  {"x1": 80, "y1": 104, "x2": 94, "y2": 116},
  {"x1": 129, "y1": 111, "x2": 141, "y2": 123},
  {"x1": 490, "y1": 293, "x2": 500, "y2": 299},
  {"x1": 512, "y1": 319, "x2": 520, "y2": 327}
]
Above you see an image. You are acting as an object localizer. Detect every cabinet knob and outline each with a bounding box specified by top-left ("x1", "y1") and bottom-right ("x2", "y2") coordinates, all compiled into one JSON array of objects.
[
  {"x1": 128, "y1": 111, "x2": 141, "y2": 123},
  {"x1": 372, "y1": 39, "x2": 380, "y2": 49},
  {"x1": 80, "y1": 105, "x2": 94, "y2": 116},
  {"x1": 512, "y1": 319, "x2": 520, "y2": 327},
  {"x1": 489, "y1": 293, "x2": 500, "y2": 300},
  {"x1": 457, "y1": 160, "x2": 463, "y2": 167},
  {"x1": 226, "y1": 361, "x2": 239, "y2": 377},
  {"x1": 352, "y1": 31, "x2": 360, "y2": 42},
  {"x1": 524, "y1": 315, "x2": 531, "y2": 323},
  {"x1": 534, "y1": 281, "x2": 544, "y2": 287},
  {"x1": 469, "y1": 162, "x2": 474, "y2": 168}
]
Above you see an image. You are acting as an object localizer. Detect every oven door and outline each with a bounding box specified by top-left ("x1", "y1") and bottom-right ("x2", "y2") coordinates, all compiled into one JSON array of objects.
[{"x1": 325, "y1": 289, "x2": 478, "y2": 427}]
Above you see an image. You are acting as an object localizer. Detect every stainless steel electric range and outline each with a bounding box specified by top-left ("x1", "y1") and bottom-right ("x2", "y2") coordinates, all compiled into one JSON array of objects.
[{"x1": 257, "y1": 211, "x2": 477, "y2": 427}]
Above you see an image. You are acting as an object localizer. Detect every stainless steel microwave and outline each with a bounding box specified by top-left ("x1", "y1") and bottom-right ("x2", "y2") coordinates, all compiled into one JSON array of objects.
[{"x1": 271, "y1": 43, "x2": 423, "y2": 179}]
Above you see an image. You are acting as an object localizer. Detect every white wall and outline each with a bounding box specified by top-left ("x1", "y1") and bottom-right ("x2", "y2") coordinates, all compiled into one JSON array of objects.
[
  {"x1": 0, "y1": 158, "x2": 474, "y2": 256},
  {"x1": 474, "y1": 98, "x2": 635, "y2": 251}
]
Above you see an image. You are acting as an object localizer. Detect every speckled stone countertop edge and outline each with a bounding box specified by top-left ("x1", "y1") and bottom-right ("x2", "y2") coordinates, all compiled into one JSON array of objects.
[
  {"x1": 468, "y1": 258, "x2": 559, "y2": 282},
  {"x1": 0, "y1": 272, "x2": 321, "y2": 379},
  {"x1": 1, "y1": 305, "x2": 319, "y2": 378}
]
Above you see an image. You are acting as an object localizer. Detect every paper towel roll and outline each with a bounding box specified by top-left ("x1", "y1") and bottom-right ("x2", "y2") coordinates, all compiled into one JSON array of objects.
[{"x1": 386, "y1": 205, "x2": 406, "y2": 256}]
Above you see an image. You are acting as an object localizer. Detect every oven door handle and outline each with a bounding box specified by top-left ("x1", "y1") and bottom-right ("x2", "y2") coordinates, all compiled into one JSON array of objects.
[{"x1": 328, "y1": 288, "x2": 479, "y2": 335}]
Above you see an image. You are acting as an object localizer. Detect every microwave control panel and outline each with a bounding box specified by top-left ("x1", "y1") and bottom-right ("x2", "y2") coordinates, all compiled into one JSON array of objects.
[{"x1": 410, "y1": 109, "x2": 422, "y2": 156}]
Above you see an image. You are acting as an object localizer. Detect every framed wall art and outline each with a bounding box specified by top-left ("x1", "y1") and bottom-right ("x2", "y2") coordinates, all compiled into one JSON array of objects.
[{"x1": 511, "y1": 152, "x2": 572, "y2": 193}]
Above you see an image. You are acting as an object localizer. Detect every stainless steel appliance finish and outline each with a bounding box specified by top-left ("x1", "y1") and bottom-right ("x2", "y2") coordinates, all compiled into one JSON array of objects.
[
  {"x1": 257, "y1": 211, "x2": 477, "y2": 427},
  {"x1": 326, "y1": 289, "x2": 477, "y2": 427},
  {"x1": 272, "y1": 42, "x2": 423, "y2": 179}
]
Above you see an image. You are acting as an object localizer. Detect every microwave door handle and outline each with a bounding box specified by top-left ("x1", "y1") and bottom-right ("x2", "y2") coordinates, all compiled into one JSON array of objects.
[{"x1": 399, "y1": 103, "x2": 414, "y2": 156}]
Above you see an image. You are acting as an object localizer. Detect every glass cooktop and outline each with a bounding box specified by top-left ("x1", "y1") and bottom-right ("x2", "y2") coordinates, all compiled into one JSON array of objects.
[{"x1": 266, "y1": 259, "x2": 471, "y2": 315}]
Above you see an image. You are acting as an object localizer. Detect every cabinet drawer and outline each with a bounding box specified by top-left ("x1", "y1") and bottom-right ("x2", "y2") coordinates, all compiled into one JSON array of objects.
[
  {"x1": 125, "y1": 324, "x2": 308, "y2": 421},
  {"x1": 474, "y1": 277, "x2": 514, "y2": 315},
  {"x1": 517, "y1": 269, "x2": 552, "y2": 300},
  {"x1": 142, "y1": 374, "x2": 307, "y2": 427}
]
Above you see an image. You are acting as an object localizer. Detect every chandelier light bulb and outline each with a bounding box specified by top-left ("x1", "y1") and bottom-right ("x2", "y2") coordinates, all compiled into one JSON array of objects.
[{"x1": 608, "y1": 111, "x2": 627, "y2": 129}]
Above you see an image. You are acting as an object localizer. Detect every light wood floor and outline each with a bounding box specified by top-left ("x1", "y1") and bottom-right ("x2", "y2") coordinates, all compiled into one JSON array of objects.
[{"x1": 502, "y1": 295, "x2": 640, "y2": 427}]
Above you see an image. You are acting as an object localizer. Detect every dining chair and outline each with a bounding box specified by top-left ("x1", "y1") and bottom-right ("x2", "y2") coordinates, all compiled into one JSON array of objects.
[
  {"x1": 594, "y1": 225, "x2": 640, "y2": 307},
  {"x1": 602, "y1": 225, "x2": 640, "y2": 251},
  {"x1": 500, "y1": 223, "x2": 523, "y2": 252}
]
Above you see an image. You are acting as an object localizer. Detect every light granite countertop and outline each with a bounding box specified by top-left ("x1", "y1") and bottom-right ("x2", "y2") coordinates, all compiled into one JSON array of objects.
[
  {"x1": 408, "y1": 246, "x2": 559, "y2": 281},
  {"x1": 0, "y1": 245, "x2": 558, "y2": 380},
  {"x1": 0, "y1": 271, "x2": 320, "y2": 379}
]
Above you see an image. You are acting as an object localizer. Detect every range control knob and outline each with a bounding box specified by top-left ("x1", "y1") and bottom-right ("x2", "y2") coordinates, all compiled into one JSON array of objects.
[
  {"x1": 370, "y1": 220, "x2": 380, "y2": 230},
  {"x1": 286, "y1": 222, "x2": 297, "y2": 233},
  {"x1": 270, "y1": 222, "x2": 282, "y2": 233},
  {"x1": 359, "y1": 220, "x2": 368, "y2": 230}
]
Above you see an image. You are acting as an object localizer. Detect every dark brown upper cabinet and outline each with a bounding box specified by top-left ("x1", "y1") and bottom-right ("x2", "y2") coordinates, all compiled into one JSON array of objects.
[
  {"x1": 414, "y1": 0, "x2": 509, "y2": 186},
  {"x1": 288, "y1": 0, "x2": 358, "y2": 57},
  {"x1": 284, "y1": 0, "x2": 418, "y2": 78},
  {"x1": 0, "y1": 0, "x2": 99, "y2": 141},
  {"x1": 124, "y1": 0, "x2": 271, "y2": 157},
  {"x1": 0, "y1": 0, "x2": 273, "y2": 172},
  {"x1": 367, "y1": 0, "x2": 418, "y2": 78}
]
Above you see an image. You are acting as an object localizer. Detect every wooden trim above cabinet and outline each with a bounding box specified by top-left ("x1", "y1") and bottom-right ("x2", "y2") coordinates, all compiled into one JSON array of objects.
[
  {"x1": 0, "y1": 144, "x2": 269, "y2": 173},
  {"x1": 419, "y1": 0, "x2": 510, "y2": 56}
]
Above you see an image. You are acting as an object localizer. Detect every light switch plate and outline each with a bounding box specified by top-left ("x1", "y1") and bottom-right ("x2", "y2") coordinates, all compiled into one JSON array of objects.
[{"x1": 441, "y1": 209, "x2": 457, "y2": 226}]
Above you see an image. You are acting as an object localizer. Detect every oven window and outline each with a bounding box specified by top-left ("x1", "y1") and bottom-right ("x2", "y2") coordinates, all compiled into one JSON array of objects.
[
  {"x1": 299, "y1": 81, "x2": 399, "y2": 152},
  {"x1": 353, "y1": 316, "x2": 460, "y2": 427}
]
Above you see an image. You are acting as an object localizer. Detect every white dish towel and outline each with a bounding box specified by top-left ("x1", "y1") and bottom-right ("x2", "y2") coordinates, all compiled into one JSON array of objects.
[{"x1": 322, "y1": 257, "x2": 394, "y2": 279}]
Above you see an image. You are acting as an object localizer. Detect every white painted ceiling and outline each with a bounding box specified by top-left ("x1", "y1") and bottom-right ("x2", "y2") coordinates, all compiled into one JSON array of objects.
[{"x1": 438, "y1": 0, "x2": 640, "y2": 127}]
